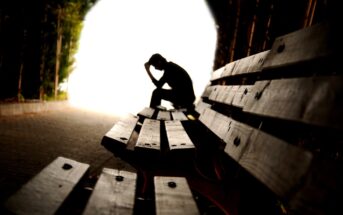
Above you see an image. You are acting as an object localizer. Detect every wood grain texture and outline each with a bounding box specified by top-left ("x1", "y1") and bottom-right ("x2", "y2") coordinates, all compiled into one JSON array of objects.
[
  {"x1": 239, "y1": 128, "x2": 313, "y2": 197},
  {"x1": 232, "y1": 85, "x2": 253, "y2": 108},
  {"x1": 171, "y1": 111, "x2": 188, "y2": 121},
  {"x1": 221, "y1": 60, "x2": 237, "y2": 78},
  {"x1": 135, "y1": 119, "x2": 160, "y2": 151},
  {"x1": 5, "y1": 157, "x2": 89, "y2": 215},
  {"x1": 201, "y1": 85, "x2": 214, "y2": 99},
  {"x1": 243, "y1": 76, "x2": 343, "y2": 129},
  {"x1": 165, "y1": 121, "x2": 195, "y2": 150},
  {"x1": 263, "y1": 22, "x2": 332, "y2": 69},
  {"x1": 231, "y1": 50, "x2": 270, "y2": 76},
  {"x1": 211, "y1": 66, "x2": 225, "y2": 81},
  {"x1": 223, "y1": 120, "x2": 254, "y2": 161},
  {"x1": 209, "y1": 85, "x2": 241, "y2": 105},
  {"x1": 157, "y1": 110, "x2": 171, "y2": 121},
  {"x1": 83, "y1": 168, "x2": 137, "y2": 215},
  {"x1": 104, "y1": 116, "x2": 138, "y2": 147},
  {"x1": 195, "y1": 101, "x2": 211, "y2": 115},
  {"x1": 199, "y1": 108, "x2": 232, "y2": 140},
  {"x1": 137, "y1": 107, "x2": 155, "y2": 119},
  {"x1": 154, "y1": 176, "x2": 199, "y2": 215}
]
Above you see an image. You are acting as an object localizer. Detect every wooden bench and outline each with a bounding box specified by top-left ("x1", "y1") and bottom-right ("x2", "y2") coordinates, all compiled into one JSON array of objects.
[
  {"x1": 4, "y1": 157, "x2": 202, "y2": 215},
  {"x1": 101, "y1": 21, "x2": 342, "y2": 215},
  {"x1": 4, "y1": 21, "x2": 341, "y2": 215}
]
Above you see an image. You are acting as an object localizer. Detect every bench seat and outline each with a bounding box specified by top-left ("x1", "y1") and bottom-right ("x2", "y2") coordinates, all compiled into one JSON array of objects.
[
  {"x1": 137, "y1": 107, "x2": 192, "y2": 121},
  {"x1": 4, "y1": 157, "x2": 90, "y2": 215}
]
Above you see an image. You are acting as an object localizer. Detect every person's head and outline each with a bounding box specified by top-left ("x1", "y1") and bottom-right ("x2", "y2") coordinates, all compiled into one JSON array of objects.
[{"x1": 148, "y1": 53, "x2": 167, "y2": 70}]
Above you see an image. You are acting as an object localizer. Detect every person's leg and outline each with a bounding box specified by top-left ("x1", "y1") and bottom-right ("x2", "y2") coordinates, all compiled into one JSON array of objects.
[
  {"x1": 173, "y1": 91, "x2": 195, "y2": 110},
  {"x1": 150, "y1": 88, "x2": 174, "y2": 108}
]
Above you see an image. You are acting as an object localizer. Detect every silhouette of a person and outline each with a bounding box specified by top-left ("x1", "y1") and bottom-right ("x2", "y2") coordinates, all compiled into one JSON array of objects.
[{"x1": 145, "y1": 53, "x2": 195, "y2": 110}]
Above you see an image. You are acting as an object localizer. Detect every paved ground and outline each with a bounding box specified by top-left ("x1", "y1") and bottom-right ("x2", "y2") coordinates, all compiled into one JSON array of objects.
[{"x1": 0, "y1": 105, "x2": 135, "y2": 204}]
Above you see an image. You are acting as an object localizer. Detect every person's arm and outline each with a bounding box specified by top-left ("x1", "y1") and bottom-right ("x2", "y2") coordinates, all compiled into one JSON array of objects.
[{"x1": 144, "y1": 62, "x2": 164, "y2": 88}]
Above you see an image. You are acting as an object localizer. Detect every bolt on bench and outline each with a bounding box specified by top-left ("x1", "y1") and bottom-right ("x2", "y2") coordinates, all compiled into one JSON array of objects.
[{"x1": 4, "y1": 21, "x2": 342, "y2": 215}]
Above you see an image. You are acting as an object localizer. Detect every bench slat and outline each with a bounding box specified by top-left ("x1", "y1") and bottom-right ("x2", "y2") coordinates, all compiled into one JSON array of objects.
[
  {"x1": 165, "y1": 121, "x2": 195, "y2": 150},
  {"x1": 135, "y1": 119, "x2": 160, "y2": 151},
  {"x1": 211, "y1": 66, "x2": 225, "y2": 81},
  {"x1": 154, "y1": 176, "x2": 199, "y2": 215},
  {"x1": 209, "y1": 85, "x2": 239, "y2": 105},
  {"x1": 263, "y1": 22, "x2": 332, "y2": 70},
  {"x1": 137, "y1": 107, "x2": 155, "y2": 119},
  {"x1": 83, "y1": 168, "x2": 137, "y2": 215},
  {"x1": 201, "y1": 109, "x2": 315, "y2": 198},
  {"x1": 103, "y1": 116, "x2": 138, "y2": 148},
  {"x1": 243, "y1": 76, "x2": 343, "y2": 129},
  {"x1": 232, "y1": 85, "x2": 253, "y2": 108},
  {"x1": 201, "y1": 85, "x2": 214, "y2": 99},
  {"x1": 199, "y1": 108, "x2": 232, "y2": 139},
  {"x1": 220, "y1": 60, "x2": 237, "y2": 78},
  {"x1": 230, "y1": 50, "x2": 270, "y2": 76},
  {"x1": 157, "y1": 110, "x2": 172, "y2": 121},
  {"x1": 223, "y1": 120, "x2": 254, "y2": 161},
  {"x1": 171, "y1": 111, "x2": 188, "y2": 121},
  {"x1": 238, "y1": 128, "x2": 313, "y2": 198},
  {"x1": 5, "y1": 157, "x2": 89, "y2": 215},
  {"x1": 195, "y1": 101, "x2": 211, "y2": 116}
]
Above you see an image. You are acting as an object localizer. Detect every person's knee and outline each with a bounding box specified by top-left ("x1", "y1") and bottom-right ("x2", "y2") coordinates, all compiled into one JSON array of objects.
[{"x1": 152, "y1": 88, "x2": 162, "y2": 97}]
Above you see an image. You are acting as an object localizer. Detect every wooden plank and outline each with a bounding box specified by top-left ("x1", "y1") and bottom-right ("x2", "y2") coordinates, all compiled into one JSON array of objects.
[
  {"x1": 171, "y1": 111, "x2": 188, "y2": 121},
  {"x1": 221, "y1": 61, "x2": 237, "y2": 78},
  {"x1": 263, "y1": 22, "x2": 333, "y2": 69},
  {"x1": 209, "y1": 85, "x2": 244, "y2": 106},
  {"x1": 194, "y1": 101, "x2": 211, "y2": 115},
  {"x1": 201, "y1": 85, "x2": 214, "y2": 99},
  {"x1": 135, "y1": 119, "x2": 160, "y2": 151},
  {"x1": 154, "y1": 176, "x2": 199, "y2": 215},
  {"x1": 237, "y1": 128, "x2": 313, "y2": 198},
  {"x1": 223, "y1": 85, "x2": 240, "y2": 105},
  {"x1": 157, "y1": 110, "x2": 171, "y2": 121},
  {"x1": 211, "y1": 66, "x2": 225, "y2": 81},
  {"x1": 103, "y1": 115, "x2": 138, "y2": 148},
  {"x1": 5, "y1": 157, "x2": 89, "y2": 215},
  {"x1": 199, "y1": 108, "x2": 232, "y2": 140},
  {"x1": 232, "y1": 85, "x2": 253, "y2": 108},
  {"x1": 208, "y1": 86, "x2": 232, "y2": 104},
  {"x1": 243, "y1": 76, "x2": 343, "y2": 129},
  {"x1": 83, "y1": 168, "x2": 137, "y2": 215},
  {"x1": 223, "y1": 120, "x2": 254, "y2": 161},
  {"x1": 137, "y1": 107, "x2": 155, "y2": 119},
  {"x1": 165, "y1": 121, "x2": 195, "y2": 150},
  {"x1": 231, "y1": 50, "x2": 270, "y2": 76}
]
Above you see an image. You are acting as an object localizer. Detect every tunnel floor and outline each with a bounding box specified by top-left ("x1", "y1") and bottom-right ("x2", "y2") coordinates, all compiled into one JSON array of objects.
[{"x1": 0, "y1": 106, "x2": 135, "y2": 204}]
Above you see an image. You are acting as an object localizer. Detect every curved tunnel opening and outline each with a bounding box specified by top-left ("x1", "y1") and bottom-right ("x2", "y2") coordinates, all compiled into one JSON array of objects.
[{"x1": 67, "y1": 0, "x2": 217, "y2": 116}]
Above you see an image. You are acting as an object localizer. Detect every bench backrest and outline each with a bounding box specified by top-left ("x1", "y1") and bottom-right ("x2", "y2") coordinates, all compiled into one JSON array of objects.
[{"x1": 195, "y1": 21, "x2": 341, "y2": 215}]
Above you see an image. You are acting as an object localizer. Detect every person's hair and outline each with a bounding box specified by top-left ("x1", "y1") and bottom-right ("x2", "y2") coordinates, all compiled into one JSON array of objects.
[{"x1": 148, "y1": 53, "x2": 167, "y2": 65}]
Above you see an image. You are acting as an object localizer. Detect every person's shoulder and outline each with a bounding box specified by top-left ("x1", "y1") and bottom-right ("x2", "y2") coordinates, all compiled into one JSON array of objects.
[
  {"x1": 167, "y1": 61, "x2": 177, "y2": 67},
  {"x1": 168, "y1": 61, "x2": 185, "y2": 71}
]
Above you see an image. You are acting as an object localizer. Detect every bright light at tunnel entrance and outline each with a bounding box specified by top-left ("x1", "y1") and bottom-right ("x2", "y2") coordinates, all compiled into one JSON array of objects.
[{"x1": 68, "y1": 0, "x2": 217, "y2": 116}]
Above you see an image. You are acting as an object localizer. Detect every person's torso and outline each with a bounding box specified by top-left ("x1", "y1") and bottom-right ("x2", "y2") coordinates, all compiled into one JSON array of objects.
[{"x1": 163, "y1": 62, "x2": 193, "y2": 92}]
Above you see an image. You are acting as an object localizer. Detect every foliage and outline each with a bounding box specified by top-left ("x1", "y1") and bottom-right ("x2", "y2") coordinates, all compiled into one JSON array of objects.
[
  {"x1": 0, "y1": 0, "x2": 97, "y2": 100},
  {"x1": 41, "y1": 0, "x2": 98, "y2": 98}
]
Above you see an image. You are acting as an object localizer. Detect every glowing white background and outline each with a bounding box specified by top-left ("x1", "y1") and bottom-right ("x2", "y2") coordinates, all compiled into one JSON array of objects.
[{"x1": 68, "y1": 0, "x2": 217, "y2": 116}]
